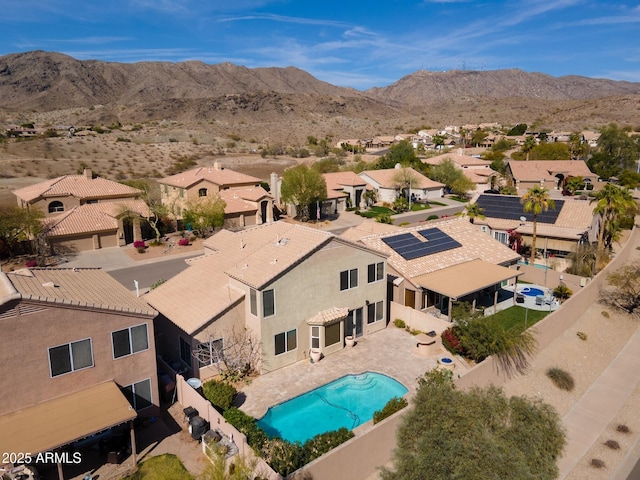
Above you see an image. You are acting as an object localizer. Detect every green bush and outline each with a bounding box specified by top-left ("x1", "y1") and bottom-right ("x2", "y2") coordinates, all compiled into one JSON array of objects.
[
  {"x1": 202, "y1": 380, "x2": 237, "y2": 412},
  {"x1": 223, "y1": 407, "x2": 268, "y2": 452},
  {"x1": 373, "y1": 397, "x2": 408, "y2": 424},
  {"x1": 546, "y1": 367, "x2": 575, "y2": 391},
  {"x1": 302, "y1": 428, "x2": 354, "y2": 462},
  {"x1": 261, "y1": 439, "x2": 305, "y2": 477},
  {"x1": 426, "y1": 214, "x2": 439, "y2": 220},
  {"x1": 393, "y1": 319, "x2": 406, "y2": 329},
  {"x1": 553, "y1": 284, "x2": 572, "y2": 300}
]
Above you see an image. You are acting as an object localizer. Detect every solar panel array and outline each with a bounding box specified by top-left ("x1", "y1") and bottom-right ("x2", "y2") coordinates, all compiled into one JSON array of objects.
[
  {"x1": 476, "y1": 195, "x2": 563, "y2": 224},
  {"x1": 381, "y1": 228, "x2": 461, "y2": 260}
]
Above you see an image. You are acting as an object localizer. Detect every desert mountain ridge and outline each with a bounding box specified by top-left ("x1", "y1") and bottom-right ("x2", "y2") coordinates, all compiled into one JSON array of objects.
[{"x1": 1, "y1": 50, "x2": 640, "y2": 136}]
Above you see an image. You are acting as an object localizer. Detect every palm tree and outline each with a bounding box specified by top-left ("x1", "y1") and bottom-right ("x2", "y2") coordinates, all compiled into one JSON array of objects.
[
  {"x1": 465, "y1": 202, "x2": 485, "y2": 224},
  {"x1": 591, "y1": 184, "x2": 637, "y2": 271},
  {"x1": 522, "y1": 136, "x2": 537, "y2": 161},
  {"x1": 521, "y1": 186, "x2": 555, "y2": 266}
]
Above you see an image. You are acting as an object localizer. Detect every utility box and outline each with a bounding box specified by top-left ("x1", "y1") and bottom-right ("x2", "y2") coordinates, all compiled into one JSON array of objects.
[{"x1": 190, "y1": 415, "x2": 210, "y2": 441}]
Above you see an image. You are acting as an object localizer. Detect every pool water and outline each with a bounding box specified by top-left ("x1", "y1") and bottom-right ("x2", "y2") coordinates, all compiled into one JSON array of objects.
[
  {"x1": 257, "y1": 372, "x2": 408, "y2": 443},
  {"x1": 521, "y1": 286, "x2": 545, "y2": 297}
]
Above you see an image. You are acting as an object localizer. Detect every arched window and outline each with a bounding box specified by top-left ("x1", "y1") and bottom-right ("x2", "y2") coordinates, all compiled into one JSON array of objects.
[
  {"x1": 198, "y1": 188, "x2": 208, "y2": 197},
  {"x1": 48, "y1": 201, "x2": 64, "y2": 213}
]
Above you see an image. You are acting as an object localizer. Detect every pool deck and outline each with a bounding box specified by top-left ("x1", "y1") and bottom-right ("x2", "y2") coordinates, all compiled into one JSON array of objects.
[{"x1": 238, "y1": 325, "x2": 467, "y2": 420}]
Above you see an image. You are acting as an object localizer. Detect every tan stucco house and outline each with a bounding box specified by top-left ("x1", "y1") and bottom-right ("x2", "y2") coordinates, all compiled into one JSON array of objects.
[
  {"x1": 422, "y1": 150, "x2": 499, "y2": 194},
  {"x1": 158, "y1": 163, "x2": 274, "y2": 228},
  {"x1": 358, "y1": 167, "x2": 445, "y2": 204},
  {"x1": 341, "y1": 217, "x2": 522, "y2": 318},
  {"x1": 322, "y1": 171, "x2": 370, "y2": 212},
  {"x1": 0, "y1": 268, "x2": 158, "y2": 476},
  {"x1": 146, "y1": 222, "x2": 388, "y2": 378},
  {"x1": 505, "y1": 160, "x2": 598, "y2": 194},
  {"x1": 12, "y1": 169, "x2": 147, "y2": 253}
]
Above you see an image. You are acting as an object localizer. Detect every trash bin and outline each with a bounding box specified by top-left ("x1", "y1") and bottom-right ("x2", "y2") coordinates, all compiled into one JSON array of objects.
[{"x1": 190, "y1": 415, "x2": 210, "y2": 441}]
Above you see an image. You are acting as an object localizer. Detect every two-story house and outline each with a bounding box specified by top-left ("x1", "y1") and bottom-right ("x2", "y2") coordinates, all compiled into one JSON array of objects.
[
  {"x1": 146, "y1": 222, "x2": 388, "y2": 378},
  {"x1": 0, "y1": 268, "x2": 158, "y2": 476},
  {"x1": 12, "y1": 169, "x2": 147, "y2": 252},
  {"x1": 157, "y1": 163, "x2": 274, "y2": 229}
]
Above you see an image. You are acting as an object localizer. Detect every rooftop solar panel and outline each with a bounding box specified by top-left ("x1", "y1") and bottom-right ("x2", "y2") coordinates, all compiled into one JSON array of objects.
[
  {"x1": 381, "y1": 228, "x2": 462, "y2": 260},
  {"x1": 476, "y1": 195, "x2": 563, "y2": 223}
]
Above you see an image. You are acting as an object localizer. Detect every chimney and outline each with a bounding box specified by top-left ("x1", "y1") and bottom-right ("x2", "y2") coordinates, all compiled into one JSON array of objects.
[
  {"x1": 213, "y1": 161, "x2": 221, "y2": 171},
  {"x1": 83, "y1": 168, "x2": 92, "y2": 180},
  {"x1": 270, "y1": 172, "x2": 281, "y2": 205}
]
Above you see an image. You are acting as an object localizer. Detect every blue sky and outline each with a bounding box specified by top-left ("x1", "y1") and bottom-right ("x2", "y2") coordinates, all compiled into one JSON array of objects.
[{"x1": 1, "y1": 0, "x2": 639, "y2": 90}]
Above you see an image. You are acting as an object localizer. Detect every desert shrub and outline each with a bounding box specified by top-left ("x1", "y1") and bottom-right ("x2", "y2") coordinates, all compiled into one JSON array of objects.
[
  {"x1": 150, "y1": 279, "x2": 166, "y2": 290},
  {"x1": 604, "y1": 439, "x2": 620, "y2": 450},
  {"x1": 261, "y1": 439, "x2": 305, "y2": 477},
  {"x1": 25, "y1": 259, "x2": 37, "y2": 268},
  {"x1": 302, "y1": 428, "x2": 354, "y2": 463},
  {"x1": 427, "y1": 214, "x2": 439, "y2": 220},
  {"x1": 116, "y1": 137, "x2": 131, "y2": 142},
  {"x1": 373, "y1": 397, "x2": 408, "y2": 424},
  {"x1": 590, "y1": 458, "x2": 605, "y2": 468},
  {"x1": 601, "y1": 310, "x2": 610, "y2": 318},
  {"x1": 617, "y1": 424, "x2": 630, "y2": 434},
  {"x1": 223, "y1": 408, "x2": 268, "y2": 452},
  {"x1": 576, "y1": 331, "x2": 588, "y2": 341},
  {"x1": 546, "y1": 367, "x2": 575, "y2": 391},
  {"x1": 133, "y1": 240, "x2": 145, "y2": 249},
  {"x1": 202, "y1": 380, "x2": 237, "y2": 412},
  {"x1": 393, "y1": 319, "x2": 406, "y2": 329},
  {"x1": 178, "y1": 237, "x2": 190, "y2": 246}
]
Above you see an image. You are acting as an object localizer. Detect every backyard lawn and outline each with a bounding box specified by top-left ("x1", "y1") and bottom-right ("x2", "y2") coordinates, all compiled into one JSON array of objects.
[
  {"x1": 489, "y1": 306, "x2": 550, "y2": 333},
  {"x1": 124, "y1": 454, "x2": 193, "y2": 480}
]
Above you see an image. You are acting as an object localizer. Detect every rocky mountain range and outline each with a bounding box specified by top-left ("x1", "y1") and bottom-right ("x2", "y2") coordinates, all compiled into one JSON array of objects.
[{"x1": 2, "y1": 50, "x2": 640, "y2": 133}]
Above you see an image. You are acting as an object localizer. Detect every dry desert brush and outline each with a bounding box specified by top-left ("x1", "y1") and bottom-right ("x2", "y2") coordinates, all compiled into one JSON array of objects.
[{"x1": 546, "y1": 367, "x2": 575, "y2": 391}]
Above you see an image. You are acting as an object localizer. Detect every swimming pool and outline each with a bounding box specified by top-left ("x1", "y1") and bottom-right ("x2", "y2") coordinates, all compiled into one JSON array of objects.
[
  {"x1": 257, "y1": 372, "x2": 408, "y2": 443},
  {"x1": 520, "y1": 286, "x2": 545, "y2": 297}
]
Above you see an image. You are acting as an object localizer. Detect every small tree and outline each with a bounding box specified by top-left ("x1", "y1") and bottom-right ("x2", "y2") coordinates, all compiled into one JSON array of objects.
[
  {"x1": 601, "y1": 262, "x2": 640, "y2": 315},
  {"x1": 280, "y1": 165, "x2": 327, "y2": 221},
  {"x1": 120, "y1": 179, "x2": 167, "y2": 243},
  {"x1": 0, "y1": 206, "x2": 44, "y2": 260},
  {"x1": 182, "y1": 195, "x2": 226, "y2": 236}
]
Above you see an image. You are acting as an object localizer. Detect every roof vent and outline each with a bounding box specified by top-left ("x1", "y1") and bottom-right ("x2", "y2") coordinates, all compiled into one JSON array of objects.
[
  {"x1": 42, "y1": 281, "x2": 58, "y2": 288},
  {"x1": 270, "y1": 258, "x2": 278, "y2": 265}
]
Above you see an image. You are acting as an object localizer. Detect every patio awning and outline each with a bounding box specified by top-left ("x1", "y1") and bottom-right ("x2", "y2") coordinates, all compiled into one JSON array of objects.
[
  {"x1": 307, "y1": 307, "x2": 350, "y2": 326},
  {"x1": 412, "y1": 259, "x2": 522, "y2": 300},
  {"x1": 0, "y1": 381, "x2": 137, "y2": 455}
]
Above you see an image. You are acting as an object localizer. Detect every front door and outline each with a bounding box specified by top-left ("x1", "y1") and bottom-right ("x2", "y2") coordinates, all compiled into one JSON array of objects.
[{"x1": 346, "y1": 308, "x2": 364, "y2": 338}]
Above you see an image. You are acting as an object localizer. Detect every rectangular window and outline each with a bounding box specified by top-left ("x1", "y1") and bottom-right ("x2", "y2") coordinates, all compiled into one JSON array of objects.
[
  {"x1": 49, "y1": 338, "x2": 93, "y2": 377},
  {"x1": 340, "y1": 268, "x2": 358, "y2": 291},
  {"x1": 263, "y1": 289, "x2": 275, "y2": 317},
  {"x1": 197, "y1": 338, "x2": 224, "y2": 367},
  {"x1": 112, "y1": 324, "x2": 149, "y2": 359},
  {"x1": 122, "y1": 379, "x2": 153, "y2": 411},
  {"x1": 179, "y1": 337, "x2": 192, "y2": 367},
  {"x1": 325, "y1": 323, "x2": 340, "y2": 346},
  {"x1": 494, "y1": 231, "x2": 508, "y2": 244},
  {"x1": 179, "y1": 188, "x2": 184, "y2": 198},
  {"x1": 250, "y1": 288, "x2": 257, "y2": 316},
  {"x1": 367, "y1": 301, "x2": 384, "y2": 324},
  {"x1": 311, "y1": 326, "x2": 320, "y2": 349},
  {"x1": 275, "y1": 329, "x2": 297, "y2": 356},
  {"x1": 367, "y1": 262, "x2": 384, "y2": 283}
]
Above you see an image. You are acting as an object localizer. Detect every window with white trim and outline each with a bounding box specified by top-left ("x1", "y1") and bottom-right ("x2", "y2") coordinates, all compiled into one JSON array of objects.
[
  {"x1": 122, "y1": 378, "x2": 153, "y2": 410},
  {"x1": 197, "y1": 338, "x2": 224, "y2": 367},
  {"x1": 275, "y1": 329, "x2": 297, "y2": 355},
  {"x1": 367, "y1": 262, "x2": 384, "y2": 283},
  {"x1": 340, "y1": 268, "x2": 358, "y2": 291},
  {"x1": 311, "y1": 326, "x2": 320, "y2": 349},
  {"x1": 48, "y1": 201, "x2": 64, "y2": 213},
  {"x1": 263, "y1": 289, "x2": 275, "y2": 317},
  {"x1": 493, "y1": 231, "x2": 508, "y2": 244},
  {"x1": 367, "y1": 301, "x2": 384, "y2": 324},
  {"x1": 112, "y1": 324, "x2": 149, "y2": 359},
  {"x1": 49, "y1": 338, "x2": 93, "y2": 377}
]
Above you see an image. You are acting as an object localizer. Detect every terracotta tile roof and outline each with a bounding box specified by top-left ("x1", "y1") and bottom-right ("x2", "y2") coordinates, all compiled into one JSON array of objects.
[
  {"x1": 159, "y1": 166, "x2": 261, "y2": 189},
  {"x1": 218, "y1": 191, "x2": 259, "y2": 215},
  {"x1": 147, "y1": 223, "x2": 337, "y2": 333},
  {"x1": 44, "y1": 200, "x2": 149, "y2": 236},
  {"x1": 349, "y1": 217, "x2": 520, "y2": 282},
  {"x1": 224, "y1": 186, "x2": 272, "y2": 202},
  {"x1": 359, "y1": 168, "x2": 445, "y2": 190},
  {"x1": 323, "y1": 171, "x2": 367, "y2": 190},
  {"x1": 339, "y1": 221, "x2": 402, "y2": 243},
  {"x1": 422, "y1": 152, "x2": 493, "y2": 168},
  {"x1": 507, "y1": 160, "x2": 597, "y2": 181},
  {"x1": 13, "y1": 175, "x2": 142, "y2": 203},
  {"x1": 1, "y1": 268, "x2": 156, "y2": 315},
  {"x1": 307, "y1": 307, "x2": 350, "y2": 326}
]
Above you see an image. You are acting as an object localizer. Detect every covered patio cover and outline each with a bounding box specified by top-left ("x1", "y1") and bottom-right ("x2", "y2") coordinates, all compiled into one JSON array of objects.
[
  {"x1": 412, "y1": 259, "x2": 522, "y2": 300},
  {"x1": 0, "y1": 381, "x2": 137, "y2": 455}
]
